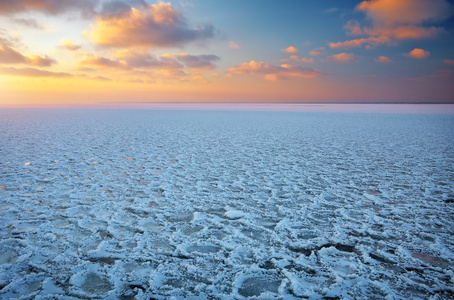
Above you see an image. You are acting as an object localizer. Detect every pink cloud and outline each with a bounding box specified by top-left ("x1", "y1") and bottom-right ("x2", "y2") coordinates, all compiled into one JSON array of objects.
[{"x1": 444, "y1": 59, "x2": 454, "y2": 66}]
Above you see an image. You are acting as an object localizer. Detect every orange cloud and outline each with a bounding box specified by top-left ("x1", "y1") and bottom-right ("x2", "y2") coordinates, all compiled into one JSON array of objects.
[
  {"x1": 375, "y1": 56, "x2": 391, "y2": 63},
  {"x1": 405, "y1": 48, "x2": 430, "y2": 59},
  {"x1": 84, "y1": 2, "x2": 214, "y2": 48},
  {"x1": 282, "y1": 46, "x2": 298, "y2": 54},
  {"x1": 326, "y1": 53, "x2": 356, "y2": 63},
  {"x1": 0, "y1": 45, "x2": 55, "y2": 66},
  {"x1": 227, "y1": 60, "x2": 322, "y2": 81},
  {"x1": 309, "y1": 47, "x2": 325, "y2": 56},
  {"x1": 289, "y1": 55, "x2": 314, "y2": 63},
  {"x1": 444, "y1": 59, "x2": 454, "y2": 66},
  {"x1": 0, "y1": 66, "x2": 71, "y2": 77},
  {"x1": 192, "y1": 72, "x2": 209, "y2": 83},
  {"x1": 60, "y1": 39, "x2": 80, "y2": 51},
  {"x1": 330, "y1": 0, "x2": 451, "y2": 48}
]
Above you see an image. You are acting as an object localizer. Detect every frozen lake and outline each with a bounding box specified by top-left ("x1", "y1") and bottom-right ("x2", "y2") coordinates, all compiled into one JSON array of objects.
[{"x1": 0, "y1": 107, "x2": 453, "y2": 299}]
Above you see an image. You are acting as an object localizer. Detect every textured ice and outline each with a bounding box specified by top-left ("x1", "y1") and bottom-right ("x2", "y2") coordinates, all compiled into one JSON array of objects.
[{"x1": 0, "y1": 108, "x2": 453, "y2": 299}]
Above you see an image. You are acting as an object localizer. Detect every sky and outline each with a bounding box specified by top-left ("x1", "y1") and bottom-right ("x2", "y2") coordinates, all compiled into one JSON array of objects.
[{"x1": 0, "y1": 0, "x2": 454, "y2": 107}]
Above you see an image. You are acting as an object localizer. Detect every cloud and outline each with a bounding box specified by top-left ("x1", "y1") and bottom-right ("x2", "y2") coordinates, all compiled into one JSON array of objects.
[
  {"x1": 79, "y1": 55, "x2": 130, "y2": 69},
  {"x1": 0, "y1": 0, "x2": 97, "y2": 17},
  {"x1": 0, "y1": 45, "x2": 56, "y2": 66},
  {"x1": 84, "y1": 2, "x2": 214, "y2": 48},
  {"x1": 115, "y1": 50, "x2": 182, "y2": 69},
  {"x1": 326, "y1": 53, "x2": 356, "y2": 63},
  {"x1": 192, "y1": 72, "x2": 209, "y2": 83},
  {"x1": 282, "y1": 46, "x2": 298, "y2": 54},
  {"x1": 227, "y1": 60, "x2": 322, "y2": 81},
  {"x1": 329, "y1": 0, "x2": 452, "y2": 48},
  {"x1": 229, "y1": 41, "x2": 240, "y2": 49},
  {"x1": 323, "y1": 7, "x2": 339, "y2": 14},
  {"x1": 98, "y1": 0, "x2": 147, "y2": 19},
  {"x1": 0, "y1": 30, "x2": 21, "y2": 48},
  {"x1": 12, "y1": 18, "x2": 45, "y2": 29},
  {"x1": 175, "y1": 53, "x2": 219, "y2": 69},
  {"x1": 309, "y1": 47, "x2": 325, "y2": 56},
  {"x1": 79, "y1": 74, "x2": 112, "y2": 81},
  {"x1": 0, "y1": 66, "x2": 72, "y2": 78},
  {"x1": 180, "y1": 2, "x2": 194, "y2": 8},
  {"x1": 375, "y1": 55, "x2": 391, "y2": 63},
  {"x1": 288, "y1": 55, "x2": 314, "y2": 63},
  {"x1": 405, "y1": 48, "x2": 430, "y2": 59},
  {"x1": 60, "y1": 39, "x2": 81, "y2": 51},
  {"x1": 445, "y1": 59, "x2": 454, "y2": 66}
]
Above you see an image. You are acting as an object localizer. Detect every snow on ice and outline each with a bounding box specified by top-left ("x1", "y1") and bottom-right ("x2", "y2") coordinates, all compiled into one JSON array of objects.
[{"x1": 0, "y1": 108, "x2": 453, "y2": 299}]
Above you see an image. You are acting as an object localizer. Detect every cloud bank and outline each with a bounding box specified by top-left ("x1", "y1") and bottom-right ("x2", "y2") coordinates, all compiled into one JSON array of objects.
[{"x1": 330, "y1": 0, "x2": 452, "y2": 48}]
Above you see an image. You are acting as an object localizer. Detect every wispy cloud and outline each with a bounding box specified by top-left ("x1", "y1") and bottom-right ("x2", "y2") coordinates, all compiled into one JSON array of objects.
[
  {"x1": 0, "y1": 66, "x2": 72, "y2": 77},
  {"x1": 445, "y1": 59, "x2": 454, "y2": 66},
  {"x1": 12, "y1": 18, "x2": 45, "y2": 29},
  {"x1": 323, "y1": 7, "x2": 339, "y2": 14},
  {"x1": 329, "y1": 0, "x2": 452, "y2": 48},
  {"x1": 84, "y1": 2, "x2": 214, "y2": 48},
  {"x1": 325, "y1": 53, "x2": 356, "y2": 63},
  {"x1": 229, "y1": 41, "x2": 240, "y2": 49},
  {"x1": 78, "y1": 55, "x2": 130, "y2": 69},
  {"x1": 227, "y1": 60, "x2": 322, "y2": 81}
]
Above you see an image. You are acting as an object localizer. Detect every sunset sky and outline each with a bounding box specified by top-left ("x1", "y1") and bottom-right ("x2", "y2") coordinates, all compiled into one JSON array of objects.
[{"x1": 1, "y1": 0, "x2": 454, "y2": 107}]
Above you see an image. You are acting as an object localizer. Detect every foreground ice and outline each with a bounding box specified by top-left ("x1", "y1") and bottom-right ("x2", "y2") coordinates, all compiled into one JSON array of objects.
[{"x1": 0, "y1": 108, "x2": 453, "y2": 299}]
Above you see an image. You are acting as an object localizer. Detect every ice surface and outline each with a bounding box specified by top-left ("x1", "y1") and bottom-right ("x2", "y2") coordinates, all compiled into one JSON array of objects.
[{"x1": 0, "y1": 108, "x2": 453, "y2": 299}]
